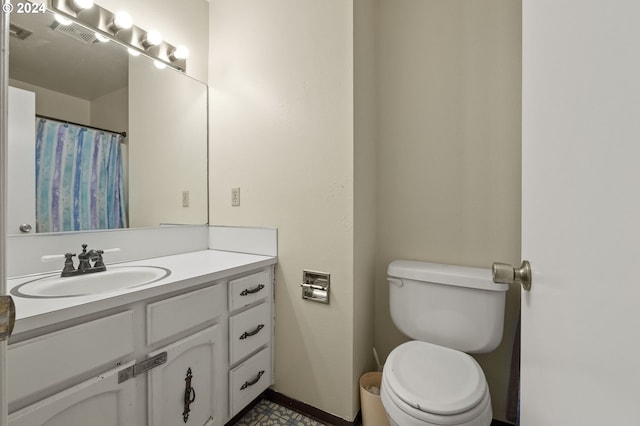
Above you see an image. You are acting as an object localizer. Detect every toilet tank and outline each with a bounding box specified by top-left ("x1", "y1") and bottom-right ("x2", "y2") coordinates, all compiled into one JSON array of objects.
[{"x1": 388, "y1": 260, "x2": 509, "y2": 353}]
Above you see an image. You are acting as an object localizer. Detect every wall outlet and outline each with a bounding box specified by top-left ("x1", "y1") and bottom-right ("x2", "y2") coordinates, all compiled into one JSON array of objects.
[
  {"x1": 182, "y1": 190, "x2": 189, "y2": 207},
  {"x1": 231, "y1": 187, "x2": 240, "y2": 206}
]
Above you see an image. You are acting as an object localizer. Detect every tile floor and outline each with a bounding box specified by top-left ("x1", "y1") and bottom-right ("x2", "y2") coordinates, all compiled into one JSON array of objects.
[{"x1": 231, "y1": 398, "x2": 327, "y2": 426}]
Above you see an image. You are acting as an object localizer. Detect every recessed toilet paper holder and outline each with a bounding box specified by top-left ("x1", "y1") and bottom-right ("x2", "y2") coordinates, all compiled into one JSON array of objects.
[{"x1": 301, "y1": 270, "x2": 330, "y2": 304}]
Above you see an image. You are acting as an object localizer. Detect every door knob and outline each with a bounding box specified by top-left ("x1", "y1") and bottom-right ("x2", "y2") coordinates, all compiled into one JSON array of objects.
[{"x1": 492, "y1": 260, "x2": 532, "y2": 291}]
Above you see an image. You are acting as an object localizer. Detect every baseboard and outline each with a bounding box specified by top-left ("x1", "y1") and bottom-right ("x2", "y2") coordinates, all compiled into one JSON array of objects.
[
  {"x1": 491, "y1": 420, "x2": 516, "y2": 426},
  {"x1": 264, "y1": 388, "x2": 362, "y2": 426},
  {"x1": 227, "y1": 388, "x2": 514, "y2": 426}
]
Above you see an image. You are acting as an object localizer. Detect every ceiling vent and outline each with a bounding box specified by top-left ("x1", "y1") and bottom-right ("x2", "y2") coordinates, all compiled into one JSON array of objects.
[
  {"x1": 50, "y1": 21, "x2": 98, "y2": 44},
  {"x1": 9, "y1": 23, "x2": 33, "y2": 40}
]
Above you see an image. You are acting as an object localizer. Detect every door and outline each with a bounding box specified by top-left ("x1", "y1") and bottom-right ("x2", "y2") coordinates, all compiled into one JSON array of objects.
[
  {"x1": 7, "y1": 87, "x2": 36, "y2": 235},
  {"x1": 7, "y1": 362, "x2": 137, "y2": 426},
  {"x1": 1, "y1": 8, "x2": 11, "y2": 426},
  {"x1": 521, "y1": 0, "x2": 640, "y2": 424},
  {"x1": 148, "y1": 325, "x2": 222, "y2": 426}
]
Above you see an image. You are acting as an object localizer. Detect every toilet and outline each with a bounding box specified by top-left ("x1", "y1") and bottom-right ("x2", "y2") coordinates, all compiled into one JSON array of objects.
[{"x1": 380, "y1": 260, "x2": 509, "y2": 426}]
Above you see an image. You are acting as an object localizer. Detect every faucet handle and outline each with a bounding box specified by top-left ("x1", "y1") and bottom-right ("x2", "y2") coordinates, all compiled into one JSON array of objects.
[
  {"x1": 62, "y1": 253, "x2": 77, "y2": 274},
  {"x1": 41, "y1": 254, "x2": 68, "y2": 262},
  {"x1": 93, "y1": 248, "x2": 119, "y2": 269}
]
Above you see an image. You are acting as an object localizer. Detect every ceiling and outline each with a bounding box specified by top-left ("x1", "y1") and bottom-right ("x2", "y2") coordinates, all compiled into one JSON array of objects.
[{"x1": 9, "y1": 11, "x2": 128, "y2": 101}]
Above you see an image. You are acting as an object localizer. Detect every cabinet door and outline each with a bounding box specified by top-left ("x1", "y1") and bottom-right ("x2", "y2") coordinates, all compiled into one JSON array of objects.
[
  {"x1": 148, "y1": 325, "x2": 222, "y2": 426},
  {"x1": 8, "y1": 362, "x2": 137, "y2": 426}
]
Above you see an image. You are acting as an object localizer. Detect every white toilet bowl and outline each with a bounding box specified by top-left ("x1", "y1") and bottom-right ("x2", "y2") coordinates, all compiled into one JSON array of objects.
[
  {"x1": 381, "y1": 260, "x2": 507, "y2": 426},
  {"x1": 380, "y1": 341, "x2": 492, "y2": 426}
]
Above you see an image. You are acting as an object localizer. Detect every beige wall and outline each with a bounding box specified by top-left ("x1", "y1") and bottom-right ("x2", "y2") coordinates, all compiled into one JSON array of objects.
[
  {"x1": 209, "y1": 0, "x2": 367, "y2": 421},
  {"x1": 210, "y1": 0, "x2": 521, "y2": 422},
  {"x1": 353, "y1": 0, "x2": 379, "y2": 416},
  {"x1": 375, "y1": 0, "x2": 522, "y2": 421},
  {"x1": 128, "y1": 57, "x2": 208, "y2": 228},
  {"x1": 97, "y1": 0, "x2": 209, "y2": 82},
  {"x1": 90, "y1": 86, "x2": 127, "y2": 133}
]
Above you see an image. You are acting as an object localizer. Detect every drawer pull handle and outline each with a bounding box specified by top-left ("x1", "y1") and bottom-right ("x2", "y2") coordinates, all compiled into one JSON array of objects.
[
  {"x1": 241, "y1": 370, "x2": 265, "y2": 390},
  {"x1": 240, "y1": 284, "x2": 265, "y2": 296},
  {"x1": 239, "y1": 324, "x2": 265, "y2": 340},
  {"x1": 183, "y1": 368, "x2": 196, "y2": 423}
]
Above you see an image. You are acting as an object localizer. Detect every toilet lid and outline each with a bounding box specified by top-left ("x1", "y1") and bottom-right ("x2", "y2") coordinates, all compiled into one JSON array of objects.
[{"x1": 385, "y1": 341, "x2": 487, "y2": 416}]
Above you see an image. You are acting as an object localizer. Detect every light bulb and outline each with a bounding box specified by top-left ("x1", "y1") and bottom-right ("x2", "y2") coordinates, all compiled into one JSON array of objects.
[
  {"x1": 112, "y1": 11, "x2": 132, "y2": 30},
  {"x1": 153, "y1": 60, "x2": 167, "y2": 70},
  {"x1": 72, "y1": 0, "x2": 94, "y2": 10},
  {"x1": 145, "y1": 30, "x2": 162, "y2": 46},
  {"x1": 54, "y1": 14, "x2": 73, "y2": 26},
  {"x1": 127, "y1": 48, "x2": 140, "y2": 57},
  {"x1": 95, "y1": 32, "x2": 109, "y2": 43},
  {"x1": 172, "y1": 45, "x2": 189, "y2": 60}
]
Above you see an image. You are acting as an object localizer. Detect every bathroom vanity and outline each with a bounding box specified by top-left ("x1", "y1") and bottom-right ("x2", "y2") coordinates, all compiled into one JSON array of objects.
[{"x1": 5, "y1": 250, "x2": 276, "y2": 426}]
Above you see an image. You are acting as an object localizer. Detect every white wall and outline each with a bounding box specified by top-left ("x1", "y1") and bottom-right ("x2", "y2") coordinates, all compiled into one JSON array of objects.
[
  {"x1": 209, "y1": 0, "x2": 363, "y2": 420},
  {"x1": 375, "y1": 1, "x2": 522, "y2": 421},
  {"x1": 8, "y1": 79, "x2": 90, "y2": 124}
]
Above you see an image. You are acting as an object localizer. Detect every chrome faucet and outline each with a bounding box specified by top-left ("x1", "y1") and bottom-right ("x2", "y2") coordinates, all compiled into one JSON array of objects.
[{"x1": 61, "y1": 244, "x2": 107, "y2": 277}]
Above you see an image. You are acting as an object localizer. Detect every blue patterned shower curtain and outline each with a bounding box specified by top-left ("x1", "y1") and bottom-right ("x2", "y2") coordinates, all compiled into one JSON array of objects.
[{"x1": 36, "y1": 118, "x2": 128, "y2": 232}]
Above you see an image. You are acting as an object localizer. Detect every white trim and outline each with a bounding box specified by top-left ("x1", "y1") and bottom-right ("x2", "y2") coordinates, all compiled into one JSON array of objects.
[{"x1": 1, "y1": 7, "x2": 10, "y2": 426}]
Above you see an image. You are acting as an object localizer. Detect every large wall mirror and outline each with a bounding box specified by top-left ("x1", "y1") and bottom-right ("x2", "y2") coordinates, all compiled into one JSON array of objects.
[{"x1": 7, "y1": 10, "x2": 208, "y2": 235}]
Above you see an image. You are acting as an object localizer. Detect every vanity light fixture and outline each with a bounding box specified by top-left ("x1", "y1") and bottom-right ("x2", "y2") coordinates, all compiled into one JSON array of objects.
[
  {"x1": 95, "y1": 32, "x2": 109, "y2": 42},
  {"x1": 71, "y1": 0, "x2": 94, "y2": 11},
  {"x1": 153, "y1": 60, "x2": 167, "y2": 70},
  {"x1": 110, "y1": 10, "x2": 133, "y2": 32},
  {"x1": 141, "y1": 30, "x2": 163, "y2": 49},
  {"x1": 170, "y1": 45, "x2": 190, "y2": 61},
  {"x1": 54, "y1": 14, "x2": 73, "y2": 26},
  {"x1": 49, "y1": 0, "x2": 189, "y2": 72}
]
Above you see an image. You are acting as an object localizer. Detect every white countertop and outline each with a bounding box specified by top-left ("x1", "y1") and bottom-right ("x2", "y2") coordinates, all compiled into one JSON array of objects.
[{"x1": 7, "y1": 249, "x2": 277, "y2": 336}]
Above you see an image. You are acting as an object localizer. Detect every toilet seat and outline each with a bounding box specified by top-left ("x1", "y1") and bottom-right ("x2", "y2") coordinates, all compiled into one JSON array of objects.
[{"x1": 381, "y1": 341, "x2": 492, "y2": 426}]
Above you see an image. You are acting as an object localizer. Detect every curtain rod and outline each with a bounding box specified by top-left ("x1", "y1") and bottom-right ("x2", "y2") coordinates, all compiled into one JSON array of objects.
[{"x1": 36, "y1": 114, "x2": 127, "y2": 139}]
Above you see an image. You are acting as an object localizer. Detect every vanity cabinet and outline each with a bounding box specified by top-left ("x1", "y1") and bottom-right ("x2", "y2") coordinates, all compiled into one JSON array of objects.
[
  {"x1": 148, "y1": 326, "x2": 221, "y2": 426},
  {"x1": 227, "y1": 270, "x2": 273, "y2": 418},
  {"x1": 8, "y1": 362, "x2": 138, "y2": 426},
  {"x1": 7, "y1": 265, "x2": 275, "y2": 426}
]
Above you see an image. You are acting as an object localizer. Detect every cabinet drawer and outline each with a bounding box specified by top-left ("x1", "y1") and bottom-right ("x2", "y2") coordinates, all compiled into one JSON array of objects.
[
  {"x1": 229, "y1": 303, "x2": 271, "y2": 364},
  {"x1": 229, "y1": 347, "x2": 271, "y2": 418},
  {"x1": 147, "y1": 284, "x2": 224, "y2": 345},
  {"x1": 228, "y1": 270, "x2": 270, "y2": 312},
  {"x1": 8, "y1": 311, "x2": 134, "y2": 406}
]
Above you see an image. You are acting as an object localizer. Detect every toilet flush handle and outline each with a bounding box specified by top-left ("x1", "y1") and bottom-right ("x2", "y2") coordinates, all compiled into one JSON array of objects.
[
  {"x1": 387, "y1": 278, "x2": 403, "y2": 287},
  {"x1": 492, "y1": 260, "x2": 532, "y2": 291}
]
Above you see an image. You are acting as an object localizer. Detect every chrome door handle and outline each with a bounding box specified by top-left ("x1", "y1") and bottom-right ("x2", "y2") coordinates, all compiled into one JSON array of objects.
[{"x1": 492, "y1": 260, "x2": 532, "y2": 291}]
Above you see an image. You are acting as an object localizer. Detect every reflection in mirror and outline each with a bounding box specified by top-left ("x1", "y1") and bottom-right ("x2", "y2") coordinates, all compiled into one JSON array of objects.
[{"x1": 7, "y1": 10, "x2": 208, "y2": 235}]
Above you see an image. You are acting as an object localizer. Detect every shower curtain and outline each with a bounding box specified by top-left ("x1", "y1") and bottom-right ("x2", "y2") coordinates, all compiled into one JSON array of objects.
[{"x1": 35, "y1": 118, "x2": 127, "y2": 232}]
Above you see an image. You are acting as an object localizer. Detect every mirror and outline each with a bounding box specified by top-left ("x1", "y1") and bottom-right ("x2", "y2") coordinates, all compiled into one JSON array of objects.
[{"x1": 7, "y1": 10, "x2": 208, "y2": 235}]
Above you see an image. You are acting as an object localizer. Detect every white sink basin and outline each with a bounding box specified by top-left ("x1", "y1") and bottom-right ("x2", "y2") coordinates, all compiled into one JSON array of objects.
[{"x1": 12, "y1": 266, "x2": 171, "y2": 298}]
